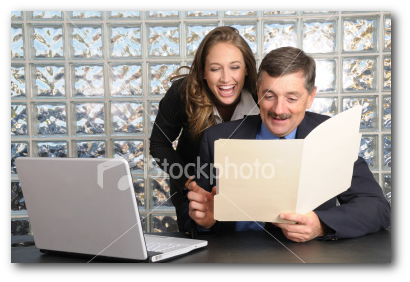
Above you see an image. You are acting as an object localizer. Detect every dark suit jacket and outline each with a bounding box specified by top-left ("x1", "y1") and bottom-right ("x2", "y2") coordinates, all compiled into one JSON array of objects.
[{"x1": 180, "y1": 112, "x2": 391, "y2": 240}]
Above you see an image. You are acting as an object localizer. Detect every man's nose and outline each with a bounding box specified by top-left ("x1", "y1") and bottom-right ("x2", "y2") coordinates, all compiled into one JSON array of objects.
[{"x1": 273, "y1": 98, "x2": 285, "y2": 114}]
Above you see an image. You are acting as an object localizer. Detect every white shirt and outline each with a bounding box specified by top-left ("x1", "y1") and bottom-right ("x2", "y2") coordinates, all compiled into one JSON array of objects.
[{"x1": 213, "y1": 89, "x2": 260, "y2": 124}]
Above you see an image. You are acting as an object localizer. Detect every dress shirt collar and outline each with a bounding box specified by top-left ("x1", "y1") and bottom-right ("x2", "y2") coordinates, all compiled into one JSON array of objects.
[{"x1": 256, "y1": 121, "x2": 297, "y2": 140}]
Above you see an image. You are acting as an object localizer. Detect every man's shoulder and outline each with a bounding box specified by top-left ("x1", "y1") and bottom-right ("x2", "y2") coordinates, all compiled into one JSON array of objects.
[{"x1": 304, "y1": 111, "x2": 331, "y2": 124}]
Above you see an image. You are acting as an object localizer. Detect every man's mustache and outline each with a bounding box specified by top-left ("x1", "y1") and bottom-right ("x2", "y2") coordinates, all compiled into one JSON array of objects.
[{"x1": 268, "y1": 112, "x2": 292, "y2": 120}]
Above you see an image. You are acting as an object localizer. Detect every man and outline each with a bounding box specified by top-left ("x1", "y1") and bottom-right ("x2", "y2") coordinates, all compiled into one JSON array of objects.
[{"x1": 180, "y1": 47, "x2": 391, "y2": 242}]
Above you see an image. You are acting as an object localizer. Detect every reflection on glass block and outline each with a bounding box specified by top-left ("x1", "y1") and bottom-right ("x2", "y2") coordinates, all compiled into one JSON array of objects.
[
  {"x1": 307, "y1": 97, "x2": 337, "y2": 117},
  {"x1": 302, "y1": 11, "x2": 336, "y2": 15},
  {"x1": 109, "y1": 64, "x2": 142, "y2": 96},
  {"x1": 70, "y1": 25, "x2": 102, "y2": 58},
  {"x1": 133, "y1": 178, "x2": 145, "y2": 209},
  {"x1": 150, "y1": 102, "x2": 159, "y2": 130},
  {"x1": 11, "y1": 142, "x2": 28, "y2": 174},
  {"x1": 11, "y1": 104, "x2": 28, "y2": 136},
  {"x1": 109, "y1": 26, "x2": 142, "y2": 57},
  {"x1": 75, "y1": 140, "x2": 105, "y2": 158},
  {"x1": 382, "y1": 174, "x2": 391, "y2": 205},
  {"x1": 149, "y1": 155, "x2": 165, "y2": 174},
  {"x1": 109, "y1": 11, "x2": 140, "y2": 19},
  {"x1": 33, "y1": 103, "x2": 67, "y2": 135},
  {"x1": 383, "y1": 96, "x2": 391, "y2": 130},
  {"x1": 73, "y1": 65, "x2": 104, "y2": 97},
  {"x1": 303, "y1": 20, "x2": 336, "y2": 53},
  {"x1": 384, "y1": 16, "x2": 391, "y2": 50},
  {"x1": 263, "y1": 11, "x2": 297, "y2": 16},
  {"x1": 228, "y1": 23, "x2": 257, "y2": 54},
  {"x1": 113, "y1": 140, "x2": 144, "y2": 171},
  {"x1": 263, "y1": 21, "x2": 297, "y2": 54},
  {"x1": 11, "y1": 11, "x2": 22, "y2": 19},
  {"x1": 152, "y1": 215, "x2": 178, "y2": 232},
  {"x1": 342, "y1": 57, "x2": 376, "y2": 92},
  {"x1": 111, "y1": 102, "x2": 144, "y2": 134},
  {"x1": 224, "y1": 11, "x2": 257, "y2": 17},
  {"x1": 186, "y1": 24, "x2": 218, "y2": 56},
  {"x1": 35, "y1": 141, "x2": 68, "y2": 157},
  {"x1": 151, "y1": 178, "x2": 173, "y2": 208},
  {"x1": 70, "y1": 11, "x2": 102, "y2": 19},
  {"x1": 11, "y1": 25, "x2": 24, "y2": 59},
  {"x1": 32, "y1": 26, "x2": 64, "y2": 58},
  {"x1": 11, "y1": 65, "x2": 26, "y2": 98},
  {"x1": 359, "y1": 135, "x2": 378, "y2": 171},
  {"x1": 147, "y1": 11, "x2": 179, "y2": 18},
  {"x1": 382, "y1": 135, "x2": 391, "y2": 170},
  {"x1": 343, "y1": 17, "x2": 377, "y2": 52},
  {"x1": 150, "y1": 63, "x2": 180, "y2": 95},
  {"x1": 185, "y1": 11, "x2": 218, "y2": 18},
  {"x1": 11, "y1": 182, "x2": 26, "y2": 211},
  {"x1": 383, "y1": 57, "x2": 391, "y2": 90},
  {"x1": 75, "y1": 103, "x2": 105, "y2": 134},
  {"x1": 343, "y1": 97, "x2": 378, "y2": 131},
  {"x1": 315, "y1": 59, "x2": 336, "y2": 92},
  {"x1": 12, "y1": 219, "x2": 30, "y2": 236},
  {"x1": 31, "y1": 11, "x2": 62, "y2": 19},
  {"x1": 33, "y1": 65, "x2": 65, "y2": 97},
  {"x1": 147, "y1": 25, "x2": 180, "y2": 57}
]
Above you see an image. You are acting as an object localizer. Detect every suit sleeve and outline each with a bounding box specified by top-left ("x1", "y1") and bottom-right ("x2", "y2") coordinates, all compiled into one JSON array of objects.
[{"x1": 315, "y1": 157, "x2": 391, "y2": 240}]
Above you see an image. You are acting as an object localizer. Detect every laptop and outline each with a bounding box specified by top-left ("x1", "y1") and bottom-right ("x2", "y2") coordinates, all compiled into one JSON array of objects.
[{"x1": 15, "y1": 157, "x2": 207, "y2": 262}]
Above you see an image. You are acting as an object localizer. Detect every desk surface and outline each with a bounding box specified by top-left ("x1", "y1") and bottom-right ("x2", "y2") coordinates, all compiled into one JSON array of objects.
[{"x1": 11, "y1": 229, "x2": 391, "y2": 263}]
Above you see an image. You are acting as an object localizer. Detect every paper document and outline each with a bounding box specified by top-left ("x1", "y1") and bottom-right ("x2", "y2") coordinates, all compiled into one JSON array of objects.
[{"x1": 213, "y1": 106, "x2": 362, "y2": 223}]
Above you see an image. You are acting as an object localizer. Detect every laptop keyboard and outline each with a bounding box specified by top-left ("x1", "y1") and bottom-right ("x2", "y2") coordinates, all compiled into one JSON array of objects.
[{"x1": 146, "y1": 242, "x2": 182, "y2": 253}]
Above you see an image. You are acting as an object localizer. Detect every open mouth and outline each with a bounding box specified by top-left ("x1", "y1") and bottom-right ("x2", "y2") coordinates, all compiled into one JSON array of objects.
[{"x1": 218, "y1": 85, "x2": 236, "y2": 97}]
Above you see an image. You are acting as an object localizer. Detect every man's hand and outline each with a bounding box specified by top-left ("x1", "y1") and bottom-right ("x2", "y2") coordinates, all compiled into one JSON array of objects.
[
  {"x1": 274, "y1": 211, "x2": 325, "y2": 242},
  {"x1": 187, "y1": 181, "x2": 217, "y2": 230}
]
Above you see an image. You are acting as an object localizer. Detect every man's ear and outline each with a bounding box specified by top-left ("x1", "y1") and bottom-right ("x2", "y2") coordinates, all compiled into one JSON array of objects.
[{"x1": 306, "y1": 86, "x2": 317, "y2": 109}]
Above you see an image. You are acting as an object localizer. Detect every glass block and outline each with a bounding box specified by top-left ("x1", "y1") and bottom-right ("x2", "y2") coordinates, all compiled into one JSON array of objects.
[
  {"x1": 382, "y1": 173, "x2": 391, "y2": 205},
  {"x1": 74, "y1": 102, "x2": 105, "y2": 135},
  {"x1": 342, "y1": 17, "x2": 378, "y2": 52},
  {"x1": 113, "y1": 140, "x2": 144, "y2": 171},
  {"x1": 69, "y1": 11, "x2": 102, "y2": 19},
  {"x1": 146, "y1": 11, "x2": 179, "y2": 19},
  {"x1": 342, "y1": 96, "x2": 378, "y2": 131},
  {"x1": 108, "y1": 11, "x2": 141, "y2": 19},
  {"x1": 11, "y1": 142, "x2": 28, "y2": 174},
  {"x1": 302, "y1": 19, "x2": 337, "y2": 54},
  {"x1": 185, "y1": 11, "x2": 218, "y2": 18},
  {"x1": 315, "y1": 59, "x2": 337, "y2": 93},
  {"x1": 302, "y1": 11, "x2": 336, "y2": 15},
  {"x1": 11, "y1": 11, "x2": 22, "y2": 20},
  {"x1": 11, "y1": 103, "x2": 28, "y2": 136},
  {"x1": 224, "y1": 11, "x2": 257, "y2": 17},
  {"x1": 146, "y1": 24, "x2": 180, "y2": 57},
  {"x1": 109, "y1": 25, "x2": 142, "y2": 58},
  {"x1": 383, "y1": 15, "x2": 391, "y2": 51},
  {"x1": 149, "y1": 62, "x2": 181, "y2": 96},
  {"x1": 12, "y1": 219, "x2": 30, "y2": 236},
  {"x1": 72, "y1": 65, "x2": 104, "y2": 97},
  {"x1": 372, "y1": 173, "x2": 379, "y2": 184},
  {"x1": 382, "y1": 135, "x2": 391, "y2": 170},
  {"x1": 152, "y1": 214, "x2": 178, "y2": 232},
  {"x1": 359, "y1": 135, "x2": 378, "y2": 171},
  {"x1": 133, "y1": 178, "x2": 145, "y2": 209},
  {"x1": 185, "y1": 23, "x2": 219, "y2": 57},
  {"x1": 383, "y1": 57, "x2": 391, "y2": 91},
  {"x1": 32, "y1": 65, "x2": 65, "y2": 97},
  {"x1": 263, "y1": 20, "x2": 298, "y2": 54},
  {"x1": 111, "y1": 102, "x2": 144, "y2": 134},
  {"x1": 342, "y1": 57, "x2": 377, "y2": 92},
  {"x1": 11, "y1": 181, "x2": 26, "y2": 211},
  {"x1": 31, "y1": 25, "x2": 64, "y2": 59},
  {"x1": 29, "y1": 11, "x2": 62, "y2": 19},
  {"x1": 382, "y1": 96, "x2": 391, "y2": 130},
  {"x1": 263, "y1": 11, "x2": 297, "y2": 16},
  {"x1": 149, "y1": 155, "x2": 165, "y2": 175},
  {"x1": 34, "y1": 141, "x2": 68, "y2": 158},
  {"x1": 32, "y1": 103, "x2": 67, "y2": 136},
  {"x1": 109, "y1": 64, "x2": 142, "y2": 97},
  {"x1": 70, "y1": 25, "x2": 103, "y2": 59},
  {"x1": 150, "y1": 177, "x2": 173, "y2": 209},
  {"x1": 11, "y1": 25, "x2": 24, "y2": 59},
  {"x1": 149, "y1": 101, "x2": 159, "y2": 132},
  {"x1": 74, "y1": 140, "x2": 106, "y2": 158},
  {"x1": 11, "y1": 65, "x2": 26, "y2": 98},
  {"x1": 307, "y1": 97, "x2": 337, "y2": 117},
  {"x1": 225, "y1": 22, "x2": 258, "y2": 54}
]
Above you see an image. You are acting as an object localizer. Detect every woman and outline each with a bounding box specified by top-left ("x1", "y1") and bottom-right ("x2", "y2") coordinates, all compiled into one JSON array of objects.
[{"x1": 149, "y1": 26, "x2": 259, "y2": 230}]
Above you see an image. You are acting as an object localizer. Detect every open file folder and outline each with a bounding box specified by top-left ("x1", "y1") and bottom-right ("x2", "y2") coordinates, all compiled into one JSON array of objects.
[{"x1": 213, "y1": 106, "x2": 363, "y2": 223}]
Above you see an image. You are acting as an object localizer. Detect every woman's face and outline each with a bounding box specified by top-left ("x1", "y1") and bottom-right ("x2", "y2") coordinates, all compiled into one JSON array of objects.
[{"x1": 203, "y1": 42, "x2": 248, "y2": 106}]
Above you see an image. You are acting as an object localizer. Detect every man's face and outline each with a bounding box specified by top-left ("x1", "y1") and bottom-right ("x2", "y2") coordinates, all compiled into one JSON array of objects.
[{"x1": 257, "y1": 71, "x2": 316, "y2": 137}]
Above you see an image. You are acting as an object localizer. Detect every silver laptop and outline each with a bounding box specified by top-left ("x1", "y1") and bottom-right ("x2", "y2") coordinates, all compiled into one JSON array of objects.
[{"x1": 15, "y1": 157, "x2": 207, "y2": 262}]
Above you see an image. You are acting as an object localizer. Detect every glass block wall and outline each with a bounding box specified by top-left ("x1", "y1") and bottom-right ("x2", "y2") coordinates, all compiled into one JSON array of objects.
[{"x1": 11, "y1": 11, "x2": 391, "y2": 235}]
